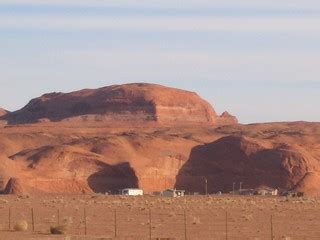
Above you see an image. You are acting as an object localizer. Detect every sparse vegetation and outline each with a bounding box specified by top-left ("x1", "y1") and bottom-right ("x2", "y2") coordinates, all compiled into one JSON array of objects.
[
  {"x1": 13, "y1": 220, "x2": 28, "y2": 231},
  {"x1": 0, "y1": 195, "x2": 319, "y2": 239},
  {"x1": 192, "y1": 216, "x2": 201, "y2": 225},
  {"x1": 50, "y1": 224, "x2": 68, "y2": 235}
]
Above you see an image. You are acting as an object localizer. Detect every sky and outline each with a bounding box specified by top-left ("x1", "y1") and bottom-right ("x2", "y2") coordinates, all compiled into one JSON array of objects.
[{"x1": 0, "y1": 0, "x2": 320, "y2": 123}]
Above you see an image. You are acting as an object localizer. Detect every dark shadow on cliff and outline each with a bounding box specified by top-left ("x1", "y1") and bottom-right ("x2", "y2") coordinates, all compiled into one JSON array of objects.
[
  {"x1": 1, "y1": 88, "x2": 156, "y2": 124},
  {"x1": 175, "y1": 135, "x2": 293, "y2": 194},
  {"x1": 87, "y1": 162, "x2": 139, "y2": 194}
]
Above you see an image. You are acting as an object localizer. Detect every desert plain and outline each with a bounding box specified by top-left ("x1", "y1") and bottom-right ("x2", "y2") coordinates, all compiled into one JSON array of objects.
[{"x1": 1, "y1": 194, "x2": 320, "y2": 240}]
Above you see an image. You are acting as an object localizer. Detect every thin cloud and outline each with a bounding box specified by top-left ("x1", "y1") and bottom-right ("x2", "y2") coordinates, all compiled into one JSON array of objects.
[
  {"x1": 0, "y1": 14, "x2": 320, "y2": 32},
  {"x1": 1, "y1": 0, "x2": 320, "y2": 10}
]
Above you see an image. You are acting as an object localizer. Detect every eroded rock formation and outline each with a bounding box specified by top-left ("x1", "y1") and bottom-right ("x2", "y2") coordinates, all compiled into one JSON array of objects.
[
  {"x1": 3, "y1": 83, "x2": 224, "y2": 126},
  {"x1": 216, "y1": 111, "x2": 238, "y2": 125},
  {"x1": 0, "y1": 84, "x2": 319, "y2": 196},
  {"x1": 3, "y1": 178, "x2": 25, "y2": 194}
]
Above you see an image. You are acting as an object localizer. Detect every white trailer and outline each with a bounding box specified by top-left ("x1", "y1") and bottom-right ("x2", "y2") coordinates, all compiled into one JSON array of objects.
[{"x1": 121, "y1": 188, "x2": 143, "y2": 196}]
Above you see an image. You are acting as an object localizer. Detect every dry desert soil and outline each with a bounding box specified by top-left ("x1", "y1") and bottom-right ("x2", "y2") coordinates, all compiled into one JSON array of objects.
[{"x1": 0, "y1": 194, "x2": 320, "y2": 240}]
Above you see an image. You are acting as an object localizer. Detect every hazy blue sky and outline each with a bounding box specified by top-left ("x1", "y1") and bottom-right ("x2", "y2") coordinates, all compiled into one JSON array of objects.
[{"x1": 0, "y1": 0, "x2": 319, "y2": 123}]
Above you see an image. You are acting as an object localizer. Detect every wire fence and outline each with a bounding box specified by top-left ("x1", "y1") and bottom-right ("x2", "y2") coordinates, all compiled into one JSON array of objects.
[{"x1": 1, "y1": 206, "x2": 320, "y2": 239}]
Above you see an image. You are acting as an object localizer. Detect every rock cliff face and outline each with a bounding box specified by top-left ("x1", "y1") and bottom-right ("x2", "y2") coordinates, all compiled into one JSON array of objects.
[
  {"x1": 3, "y1": 83, "x2": 222, "y2": 126},
  {"x1": 175, "y1": 135, "x2": 318, "y2": 194},
  {"x1": 0, "y1": 108, "x2": 7, "y2": 117}
]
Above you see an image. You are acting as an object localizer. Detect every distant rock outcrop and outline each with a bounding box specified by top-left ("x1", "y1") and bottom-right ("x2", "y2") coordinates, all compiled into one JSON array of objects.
[
  {"x1": 3, "y1": 83, "x2": 225, "y2": 126},
  {"x1": 3, "y1": 178, "x2": 25, "y2": 194},
  {"x1": 216, "y1": 111, "x2": 238, "y2": 125},
  {"x1": 0, "y1": 108, "x2": 8, "y2": 117},
  {"x1": 294, "y1": 172, "x2": 320, "y2": 196},
  {"x1": 175, "y1": 134, "x2": 318, "y2": 194}
]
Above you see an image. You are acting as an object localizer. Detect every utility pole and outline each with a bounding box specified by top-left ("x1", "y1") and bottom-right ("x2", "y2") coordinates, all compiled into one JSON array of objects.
[
  {"x1": 232, "y1": 182, "x2": 236, "y2": 195},
  {"x1": 270, "y1": 214, "x2": 274, "y2": 240},
  {"x1": 205, "y1": 177, "x2": 208, "y2": 195},
  {"x1": 239, "y1": 182, "x2": 243, "y2": 193},
  {"x1": 225, "y1": 211, "x2": 228, "y2": 240}
]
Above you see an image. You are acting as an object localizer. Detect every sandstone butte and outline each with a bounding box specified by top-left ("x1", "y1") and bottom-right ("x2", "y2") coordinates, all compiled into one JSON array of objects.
[
  {"x1": 0, "y1": 83, "x2": 319, "y2": 197},
  {"x1": 2, "y1": 83, "x2": 237, "y2": 126}
]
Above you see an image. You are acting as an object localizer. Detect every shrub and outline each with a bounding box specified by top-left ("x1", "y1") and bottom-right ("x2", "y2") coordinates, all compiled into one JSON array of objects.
[
  {"x1": 50, "y1": 224, "x2": 67, "y2": 235},
  {"x1": 192, "y1": 216, "x2": 201, "y2": 225},
  {"x1": 14, "y1": 220, "x2": 28, "y2": 231}
]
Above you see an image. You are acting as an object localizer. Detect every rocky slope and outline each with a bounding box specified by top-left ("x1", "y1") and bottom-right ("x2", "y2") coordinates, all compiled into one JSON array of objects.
[
  {"x1": 2, "y1": 83, "x2": 231, "y2": 126},
  {"x1": 0, "y1": 84, "x2": 319, "y2": 196},
  {"x1": 175, "y1": 134, "x2": 319, "y2": 194},
  {"x1": 0, "y1": 122, "x2": 319, "y2": 196},
  {"x1": 0, "y1": 108, "x2": 7, "y2": 117}
]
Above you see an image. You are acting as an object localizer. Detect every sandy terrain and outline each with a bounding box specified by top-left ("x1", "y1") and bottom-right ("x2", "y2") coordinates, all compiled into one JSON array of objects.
[{"x1": 0, "y1": 194, "x2": 320, "y2": 240}]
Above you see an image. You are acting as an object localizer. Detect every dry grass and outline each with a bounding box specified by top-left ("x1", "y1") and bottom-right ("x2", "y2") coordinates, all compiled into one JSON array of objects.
[
  {"x1": 13, "y1": 220, "x2": 28, "y2": 231},
  {"x1": 191, "y1": 216, "x2": 201, "y2": 225},
  {"x1": 50, "y1": 224, "x2": 68, "y2": 235},
  {"x1": 0, "y1": 195, "x2": 319, "y2": 239}
]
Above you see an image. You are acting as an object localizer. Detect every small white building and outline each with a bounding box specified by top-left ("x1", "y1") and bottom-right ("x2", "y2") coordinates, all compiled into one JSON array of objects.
[
  {"x1": 255, "y1": 186, "x2": 278, "y2": 196},
  {"x1": 121, "y1": 188, "x2": 143, "y2": 196},
  {"x1": 162, "y1": 189, "x2": 185, "y2": 197}
]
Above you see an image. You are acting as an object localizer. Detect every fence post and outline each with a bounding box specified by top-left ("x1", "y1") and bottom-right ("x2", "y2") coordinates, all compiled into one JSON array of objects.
[
  {"x1": 225, "y1": 211, "x2": 228, "y2": 240},
  {"x1": 184, "y1": 210, "x2": 187, "y2": 240},
  {"x1": 31, "y1": 208, "x2": 35, "y2": 232},
  {"x1": 57, "y1": 209, "x2": 60, "y2": 225},
  {"x1": 84, "y1": 208, "x2": 87, "y2": 235},
  {"x1": 114, "y1": 209, "x2": 117, "y2": 238},
  {"x1": 270, "y1": 214, "x2": 274, "y2": 240},
  {"x1": 8, "y1": 207, "x2": 11, "y2": 231},
  {"x1": 149, "y1": 209, "x2": 152, "y2": 240}
]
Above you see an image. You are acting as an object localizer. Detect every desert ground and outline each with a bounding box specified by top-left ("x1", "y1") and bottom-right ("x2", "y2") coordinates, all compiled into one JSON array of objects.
[{"x1": 0, "y1": 194, "x2": 320, "y2": 240}]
